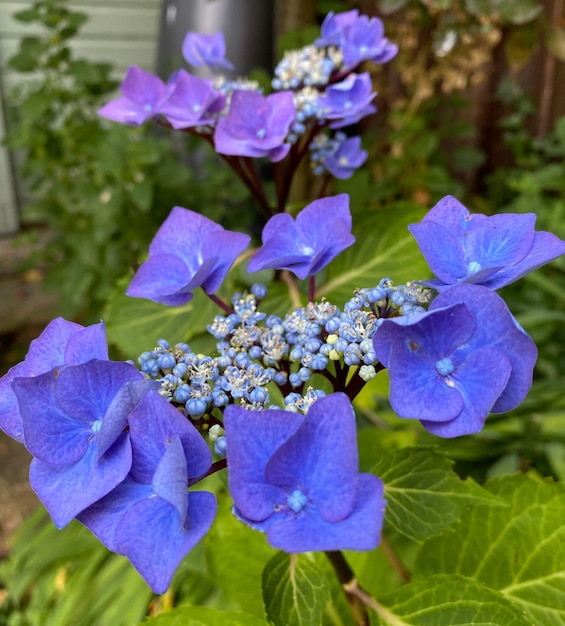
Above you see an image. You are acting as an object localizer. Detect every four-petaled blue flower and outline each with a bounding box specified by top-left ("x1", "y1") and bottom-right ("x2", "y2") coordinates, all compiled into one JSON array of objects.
[
  {"x1": 324, "y1": 136, "x2": 367, "y2": 179},
  {"x1": 159, "y1": 69, "x2": 225, "y2": 129},
  {"x1": 409, "y1": 195, "x2": 565, "y2": 291},
  {"x1": 182, "y1": 31, "x2": 234, "y2": 71},
  {"x1": 12, "y1": 360, "x2": 157, "y2": 527},
  {"x1": 127, "y1": 206, "x2": 250, "y2": 306},
  {"x1": 224, "y1": 392, "x2": 386, "y2": 552},
  {"x1": 214, "y1": 90, "x2": 296, "y2": 162},
  {"x1": 0, "y1": 318, "x2": 108, "y2": 443},
  {"x1": 317, "y1": 73, "x2": 376, "y2": 129},
  {"x1": 315, "y1": 10, "x2": 398, "y2": 69},
  {"x1": 373, "y1": 284, "x2": 538, "y2": 438},
  {"x1": 78, "y1": 391, "x2": 216, "y2": 594},
  {"x1": 98, "y1": 66, "x2": 169, "y2": 126},
  {"x1": 248, "y1": 194, "x2": 355, "y2": 279}
]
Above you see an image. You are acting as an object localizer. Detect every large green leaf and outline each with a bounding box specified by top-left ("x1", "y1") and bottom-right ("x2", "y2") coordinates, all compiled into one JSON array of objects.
[
  {"x1": 143, "y1": 606, "x2": 267, "y2": 626},
  {"x1": 103, "y1": 278, "x2": 216, "y2": 359},
  {"x1": 373, "y1": 574, "x2": 530, "y2": 625},
  {"x1": 372, "y1": 447, "x2": 504, "y2": 541},
  {"x1": 262, "y1": 552, "x2": 330, "y2": 626},
  {"x1": 416, "y1": 473, "x2": 565, "y2": 625},
  {"x1": 204, "y1": 495, "x2": 276, "y2": 619},
  {"x1": 317, "y1": 207, "x2": 429, "y2": 306}
]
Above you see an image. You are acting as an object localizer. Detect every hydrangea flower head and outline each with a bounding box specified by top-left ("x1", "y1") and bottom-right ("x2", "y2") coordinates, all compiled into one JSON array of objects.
[
  {"x1": 12, "y1": 360, "x2": 155, "y2": 527},
  {"x1": 315, "y1": 11, "x2": 398, "y2": 69},
  {"x1": 373, "y1": 284, "x2": 537, "y2": 437},
  {"x1": 214, "y1": 90, "x2": 296, "y2": 162},
  {"x1": 159, "y1": 70, "x2": 225, "y2": 130},
  {"x1": 409, "y1": 195, "x2": 565, "y2": 290},
  {"x1": 182, "y1": 31, "x2": 234, "y2": 71},
  {"x1": 78, "y1": 392, "x2": 216, "y2": 593},
  {"x1": 224, "y1": 392, "x2": 386, "y2": 552},
  {"x1": 0, "y1": 318, "x2": 107, "y2": 442},
  {"x1": 317, "y1": 73, "x2": 376, "y2": 128},
  {"x1": 127, "y1": 207, "x2": 250, "y2": 306},
  {"x1": 98, "y1": 66, "x2": 169, "y2": 126},
  {"x1": 248, "y1": 194, "x2": 355, "y2": 279},
  {"x1": 324, "y1": 136, "x2": 367, "y2": 179}
]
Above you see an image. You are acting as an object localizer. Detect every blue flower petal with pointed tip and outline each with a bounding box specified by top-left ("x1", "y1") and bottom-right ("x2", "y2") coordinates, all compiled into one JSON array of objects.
[
  {"x1": 98, "y1": 66, "x2": 169, "y2": 126},
  {"x1": 78, "y1": 392, "x2": 215, "y2": 594},
  {"x1": 248, "y1": 194, "x2": 355, "y2": 279},
  {"x1": 409, "y1": 195, "x2": 565, "y2": 290},
  {"x1": 182, "y1": 31, "x2": 234, "y2": 71},
  {"x1": 0, "y1": 318, "x2": 108, "y2": 443},
  {"x1": 224, "y1": 392, "x2": 386, "y2": 552},
  {"x1": 127, "y1": 206, "x2": 250, "y2": 306},
  {"x1": 373, "y1": 284, "x2": 537, "y2": 437}
]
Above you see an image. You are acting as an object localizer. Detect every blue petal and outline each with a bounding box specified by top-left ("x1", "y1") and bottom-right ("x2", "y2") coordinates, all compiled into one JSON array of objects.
[
  {"x1": 64, "y1": 321, "x2": 108, "y2": 364},
  {"x1": 224, "y1": 405, "x2": 303, "y2": 521},
  {"x1": 115, "y1": 491, "x2": 216, "y2": 594},
  {"x1": 77, "y1": 477, "x2": 151, "y2": 552},
  {"x1": 267, "y1": 474, "x2": 385, "y2": 552},
  {"x1": 152, "y1": 437, "x2": 189, "y2": 524},
  {"x1": 30, "y1": 432, "x2": 132, "y2": 528},
  {"x1": 14, "y1": 370, "x2": 90, "y2": 465},
  {"x1": 465, "y1": 213, "x2": 535, "y2": 270},
  {"x1": 265, "y1": 393, "x2": 359, "y2": 522},
  {"x1": 128, "y1": 391, "x2": 212, "y2": 483}
]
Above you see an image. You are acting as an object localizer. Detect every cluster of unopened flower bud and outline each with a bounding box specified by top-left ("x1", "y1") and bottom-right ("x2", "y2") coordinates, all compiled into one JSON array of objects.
[
  {"x1": 137, "y1": 279, "x2": 432, "y2": 433},
  {"x1": 272, "y1": 45, "x2": 342, "y2": 91}
]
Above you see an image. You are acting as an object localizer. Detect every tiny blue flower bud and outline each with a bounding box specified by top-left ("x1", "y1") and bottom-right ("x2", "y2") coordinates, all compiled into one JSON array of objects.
[
  {"x1": 186, "y1": 397, "x2": 207, "y2": 417},
  {"x1": 214, "y1": 436, "x2": 227, "y2": 457}
]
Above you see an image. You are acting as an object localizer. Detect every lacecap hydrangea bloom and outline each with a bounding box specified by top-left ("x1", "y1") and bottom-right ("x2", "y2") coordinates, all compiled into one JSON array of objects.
[
  {"x1": 224, "y1": 392, "x2": 385, "y2": 552},
  {"x1": 409, "y1": 195, "x2": 565, "y2": 291},
  {"x1": 248, "y1": 194, "x2": 355, "y2": 279},
  {"x1": 127, "y1": 206, "x2": 250, "y2": 306},
  {"x1": 0, "y1": 318, "x2": 108, "y2": 443},
  {"x1": 373, "y1": 284, "x2": 537, "y2": 438}
]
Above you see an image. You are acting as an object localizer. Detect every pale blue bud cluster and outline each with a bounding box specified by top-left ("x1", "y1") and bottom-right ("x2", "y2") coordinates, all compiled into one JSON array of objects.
[{"x1": 137, "y1": 279, "x2": 432, "y2": 422}]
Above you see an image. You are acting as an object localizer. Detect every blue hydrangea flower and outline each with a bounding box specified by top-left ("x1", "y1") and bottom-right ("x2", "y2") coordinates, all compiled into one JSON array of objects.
[
  {"x1": 214, "y1": 90, "x2": 296, "y2": 162},
  {"x1": 159, "y1": 69, "x2": 225, "y2": 130},
  {"x1": 12, "y1": 360, "x2": 156, "y2": 528},
  {"x1": 248, "y1": 194, "x2": 355, "y2": 279},
  {"x1": 182, "y1": 31, "x2": 234, "y2": 71},
  {"x1": 0, "y1": 318, "x2": 108, "y2": 443},
  {"x1": 315, "y1": 11, "x2": 398, "y2": 69},
  {"x1": 323, "y1": 136, "x2": 367, "y2": 179},
  {"x1": 224, "y1": 392, "x2": 385, "y2": 552},
  {"x1": 409, "y1": 195, "x2": 565, "y2": 291},
  {"x1": 373, "y1": 284, "x2": 537, "y2": 437},
  {"x1": 78, "y1": 391, "x2": 216, "y2": 594},
  {"x1": 317, "y1": 73, "x2": 376, "y2": 128},
  {"x1": 127, "y1": 207, "x2": 250, "y2": 306},
  {"x1": 98, "y1": 66, "x2": 169, "y2": 126}
]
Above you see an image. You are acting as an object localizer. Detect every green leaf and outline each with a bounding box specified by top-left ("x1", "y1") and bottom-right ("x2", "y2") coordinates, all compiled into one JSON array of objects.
[
  {"x1": 317, "y1": 207, "x2": 430, "y2": 305},
  {"x1": 416, "y1": 473, "x2": 565, "y2": 625},
  {"x1": 262, "y1": 552, "x2": 330, "y2": 626},
  {"x1": 143, "y1": 606, "x2": 267, "y2": 626},
  {"x1": 104, "y1": 278, "x2": 217, "y2": 358},
  {"x1": 128, "y1": 178, "x2": 154, "y2": 212},
  {"x1": 373, "y1": 574, "x2": 530, "y2": 625},
  {"x1": 205, "y1": 494, "x2": 276, "y2": 618},
  {"x1": 13, "y1": 7, "x2": 41, "y2": 22},
  {"x1": 372, "y1": 447, "x2": 505, "y2": 541}
]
